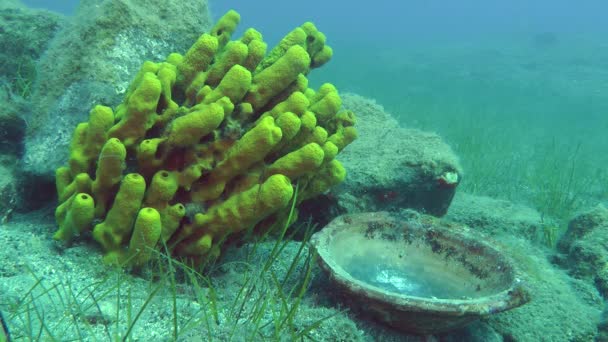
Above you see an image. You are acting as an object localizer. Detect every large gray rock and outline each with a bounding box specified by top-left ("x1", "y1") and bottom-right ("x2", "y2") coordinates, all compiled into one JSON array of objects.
[
  {"x1": 0, "y1": 80, "x2": 27, "y2": 217},
  {"x1": 334, "y1": 93, "x2": 462, "y2": 217},
  {"x1": 22, "y1": 0, "x2": 212, "y2": 189},
  {"x1": 0, "y1": 154, "x2": 20, "y2": 221},
  {"x1": 556, "y1": 204, "x2": 608, "y2": 297},
  {"x1": 438, "y1": 193, "x2": 602, "y2": 341},
  {"x1": 0, "y1": 1, "x2": 64, "y2": 97},
  {"x1": 0, "y1": 85, "x2": 27, "y2": 155},
  {"x1": 446, "y1": 192, "x2": 544, "y2": 241},
  {"x1": 483, "y1": 235, "x2": 602, "y2": 341}
]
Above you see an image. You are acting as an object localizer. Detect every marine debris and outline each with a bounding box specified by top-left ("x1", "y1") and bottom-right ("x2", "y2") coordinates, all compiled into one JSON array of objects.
[{"x1": 311, "y1": 211, "x2": 530, "y2": 334}]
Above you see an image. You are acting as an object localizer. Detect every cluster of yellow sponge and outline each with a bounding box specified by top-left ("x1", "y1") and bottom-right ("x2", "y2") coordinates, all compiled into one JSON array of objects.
[{"x1": 53, "y1": 10, "x2": 357, "y2": 267}]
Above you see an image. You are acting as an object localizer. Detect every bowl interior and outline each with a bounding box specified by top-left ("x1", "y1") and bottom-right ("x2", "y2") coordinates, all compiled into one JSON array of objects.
[{"x1": 326, "y1": 217, "x2": 513, "y2": 300}]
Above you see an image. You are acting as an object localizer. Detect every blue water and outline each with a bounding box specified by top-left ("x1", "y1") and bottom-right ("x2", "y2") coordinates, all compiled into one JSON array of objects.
[{"x1": 31, "y1": 1, "x2": 607, "y2": 38}]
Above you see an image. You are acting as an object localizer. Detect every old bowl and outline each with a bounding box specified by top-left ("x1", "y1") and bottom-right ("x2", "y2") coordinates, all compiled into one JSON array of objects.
[{"x1": 310, "y1": 211, "x2": 530, "y2": 334}]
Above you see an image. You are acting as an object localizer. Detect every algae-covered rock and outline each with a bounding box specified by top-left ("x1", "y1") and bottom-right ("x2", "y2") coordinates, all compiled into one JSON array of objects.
[
  {"x1": 0, "y1": 86, "x2": 26, "y2": 155},
  {"x1": 0, "y1": 154, "x2": 19, "y2": 220},
  {"x1": 423, "y1": 193, "x2": 603, "y2": 341},
  {"x1": 0, "y1": 83, "x2": 27, "y2": 217},
  {"x1": 0, "y1": 1, "x2": 64, "y2": 98},
  {"x1": 446, "y1": 192, "x2": 544, "y2": 241},
  {"x1": 556, "y1": 204, "x2": 608, "y2": 296},
  {"x1": 22, "y1": 0, "x2": 212, "y2": 185},
  {"x1": 485, "y1": 237, "x2": 602, "y2": 342},
  {"x1": 324, "y1": 93, "x2": 462, "y2": 218}
]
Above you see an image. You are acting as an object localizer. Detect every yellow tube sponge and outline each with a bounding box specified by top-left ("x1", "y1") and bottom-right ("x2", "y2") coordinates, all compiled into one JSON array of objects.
[
  {"x1": 108, "y1": 72, "x2": 162, "y2": 147},
  {"x1": 128, "y1": 207, "x2": 162, "y2": 266},
  {"x1": 177, "y1": 34, "x2": 218, "y2": 88},
  {"x1": 67, "y1": 123, "x2": 88, "y2": 175},
  {"x1": 179, "y1": 174, "x2": 293, "y2": 255},
  {"x1": 275, "y1": 112, "x2": 301, "y2": 142},
  {"x1": 92, "y1": 138, "x2": 127, "y2": 217},
  {"x1": 210, "y1": 9, "x2": 241, "y2": 47},
  {"x1": 256, "y1": 27, "x2": 307, "y2": 72},
  {"x1": 241, "y1": 27, "x2": 262, "y2": 44},
  {"x1": 53, "y1": 10, "x2": 357, "y2": 267},
  {"x1": 328, "y1": 126, "x2": 358, "y2": 151},
  {"x1": 244, "y1": 45, "x2": 311, "y2": 111},
  {"x1": 93, "y1": 173, "x2": 146, "y2": 250},
  {"x1": 309, "y1": 126, "x2": 328, "y2": 145},
  {"x1": 54, "y1": 193, "x2": 95, "y2": 242},
  {"x1": 312, "y1": 46, "x2": 333, "y2": 68},
  {"x1": 322, "y1": 141, "x2": 339, "y2": 162},
  {"x1": 266, "y1": 143, "x2": 324, "y2": 179},
  {"x1": 310, "y1": 83, "x2": 342, "y2": 123},
  {"x1": 119, "y1": 61, "x2": 160, "y2": 106},
  {"x1": 205, "y1": 41, "x2": 249, "y2": 87},
  {"x1": 264, "y1": 91, "x2": 310, "y2": 119},
  {"x1": 144, "y1": 170, "x2": 179, "y2": 207},
  {"x1": 210, "y1": 116, "x2": 282, "y2": 182},
  {"x1": 300, "y1": 111, "x2": 317, "y2": 132},
  {"x1": 85, "y1": 105, "x2": 115, "y2": 149},
  {"x1": 160, "y1": 203, "x2": 186, "y2": 242},
  {"x1": 56, "y1": 166, "x2": 72, "y2": 199},
  {"x1": 300, "y1": 22, "x2": 326, "y2": 56},
  {"x1": 68, "y1": 105, "x2": 114, "y2": 175},
  {"x1": 231, "y1": 173, "x2": 293, "y2": 231},
  {"x1": 190, "y1": 115, "x2": 282, "y2": 202},
  {"x1": 202, "y1": 65, "x2": 252, "y2": 105},
  {"x1": 300, "y1": 159, "x2": 346, "y2": 201},
  {"x1": 58, "y1": 172, "x2": 93, "y2": 203},
  {"x1": 165, "y1": 102, "x2": 225, "y2": 147},
  {"x1": 242, "y1": 35, "x2": 267, "y2": 72},
  {"x1": 136, "y1": 138, "x2": 166, "y2": 175},
  {"x1": 155, "y1": 62, "x2": 179, "y2": 125}
]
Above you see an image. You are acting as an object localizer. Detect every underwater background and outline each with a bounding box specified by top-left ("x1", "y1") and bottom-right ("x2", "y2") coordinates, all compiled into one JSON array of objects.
[
  {"x1": 212, "y1": 0, "x2": 608, "y2": 224},
  {"x1": 17, "y1": 0, "x2": 608, "y2": 233},
  {"x1": 1, "y1": 0, "x2": 607, "y2": 340}
]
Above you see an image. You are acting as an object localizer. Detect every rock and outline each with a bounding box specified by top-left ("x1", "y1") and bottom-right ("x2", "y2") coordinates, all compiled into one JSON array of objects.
[
  {"x1": 442, "y1": 193, "x2": 603, "y2": 341},
  {"x1": 19, "y1": 0, "x2": 212, "y2": 209},
  {"x1": 486, "y1": 238, "x2": 602, "y2": 342},
  {"x1": 331, "y1": 93, "x2": 462, "y2": 217},
  {"x1": 440, "y1": 322, "x2": 503, "y2": 342},
  {"x1": 446, "y1": 192, "x2": 544, "y2": 242},
  {"x1": 0, "y1": 111, "x2": 25, "y2": 154},
  {"x1": 598, "y1": 308, "x2": 608, "y2": 342},
  {"x1": 30, "y1": 0, "x2": 212, "y2": 121},
  {"x1": 0, "y1": 155, "x2": 19, "y2": 219},
  {"x1": 556, "y1": 204, "x2": 608, "y2": 296},
  {"x1": 0, "y1": 86, "x2": 27, "y2": 155},
  {"x1": 0, "y1": 82, "x2": 27, "y2": 216},
  {"x1": 0, "y1": 1, "x2": 64, "y2": 98}
]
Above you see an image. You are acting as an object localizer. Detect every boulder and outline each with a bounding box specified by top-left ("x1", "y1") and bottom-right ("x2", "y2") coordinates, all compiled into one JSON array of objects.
[
  {"x1": 556, "y1": 204, "x2": 608, "y2": 296},
  {"x1": 324, "y1": 93, "x2": 462, "y2": 218},
  {"x1": 19, "y1": 0, "x2": 212, "y2": 209}
]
